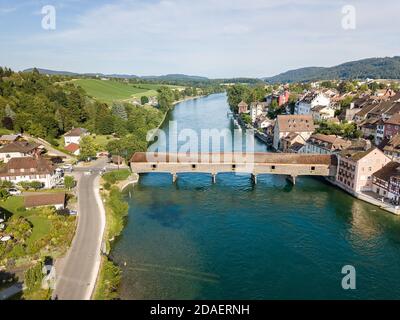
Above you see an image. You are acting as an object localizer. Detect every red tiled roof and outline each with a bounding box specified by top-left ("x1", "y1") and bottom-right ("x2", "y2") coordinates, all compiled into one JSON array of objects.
[
  {"x1": 65, "y1": 143, "x2": 80, "y2": 153},
  {"x1": 385, "y1": 113, "x2": 400, "y2": 125},
  {"x1": 277, "y1": 115, "x2": 315, "y2": 132}
]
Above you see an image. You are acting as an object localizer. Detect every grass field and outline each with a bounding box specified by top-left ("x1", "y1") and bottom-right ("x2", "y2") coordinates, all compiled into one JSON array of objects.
[{"x1": 72, "y1": 79, "x2": 182, "y2": 103}]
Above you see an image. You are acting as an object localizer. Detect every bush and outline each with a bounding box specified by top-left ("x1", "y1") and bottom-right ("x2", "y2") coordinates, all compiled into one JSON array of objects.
[
  {"x1": 17, "y1": 181, "x2": 44, "y2": 191},
  {"x1": 104, "y1": 182, "x2": 111, "y2": 191},
  {"x1": 24, "y1": 261, "x2": 44, "y2": 292},
  {"x1": 0, "y1": 180, "x2": 14, "y2": 189},
  {"x1": 0, "y1": 188, "x2": 10, "y2": 200}
]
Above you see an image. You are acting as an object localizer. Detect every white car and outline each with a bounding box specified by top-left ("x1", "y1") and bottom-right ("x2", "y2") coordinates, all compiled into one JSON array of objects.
[{"x1": 8, "y1": 188, "x2": 21, "y2": 196}]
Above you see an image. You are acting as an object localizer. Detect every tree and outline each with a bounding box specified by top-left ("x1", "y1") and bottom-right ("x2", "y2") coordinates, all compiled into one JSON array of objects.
[
  {"x1": 0, "y1": 189, "x2": 9, "y2": 201},
  {"x1": 111, "y1": 103, "x2": 128, "y2": 120},
  {"x1": 226, "y1": 84, "x2": 251, "y2": 113},
  {"x1": 79, "y1": 136, "x2": 97, "y2": 160},
  {"x1": 157, "y1": 87, "x2": 175, "y2": 113},
  {"x1": 64, "y1": 176, "x2": 76, "y2": 190},
  {"x1": 338, "y1": 81, "x2": 355, "y2": 94},
  {"x1": 0, "y1": 180, "x2": 13, "y2": 189},
  {"x1": 241, "y1": 114, "x2": 252, "y2": 124},
  {"x1": 141, "y1": 96, "x2": 149, "y2": 105},
  {"x1": 249, "y1": 86, "x2": 266, "y2": 102}
]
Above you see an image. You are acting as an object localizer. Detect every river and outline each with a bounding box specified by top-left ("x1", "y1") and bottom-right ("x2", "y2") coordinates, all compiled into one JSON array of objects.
[{"x1": 112, "y1": 93, "x2": 400, "y2": 299}]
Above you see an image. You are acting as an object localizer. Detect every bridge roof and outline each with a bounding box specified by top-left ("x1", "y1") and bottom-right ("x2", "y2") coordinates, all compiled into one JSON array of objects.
[{"x1": 130, "y1": 152, "x2": 337, "y2": 165}]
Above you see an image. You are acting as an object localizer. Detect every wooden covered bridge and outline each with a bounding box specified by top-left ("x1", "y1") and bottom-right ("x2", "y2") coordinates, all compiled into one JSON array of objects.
[{"x1": 129, "y1": 152, "x2": 338, "y2": 185}]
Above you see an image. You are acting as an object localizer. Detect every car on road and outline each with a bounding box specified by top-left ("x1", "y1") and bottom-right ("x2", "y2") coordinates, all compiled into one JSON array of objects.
[{"x1": 8, "y1": 188, "x2": 21, "y2": 196}]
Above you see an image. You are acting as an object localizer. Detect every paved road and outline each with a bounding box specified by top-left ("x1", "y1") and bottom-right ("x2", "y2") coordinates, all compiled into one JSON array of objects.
[{"x1": 53, "y1": 158, "x2": 107, "y2": 300}]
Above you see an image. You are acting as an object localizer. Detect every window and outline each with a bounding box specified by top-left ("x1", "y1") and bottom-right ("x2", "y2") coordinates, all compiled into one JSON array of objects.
[
  {"x1": 311, "y1": 166, "x2": 316, "y2": 171},
  {"x1": 271, "y1": 165, "x2": 276, "y2": 170},
  {"x1": 192, "y1": 164, "x2": 196, "y2": 169},
  {"x1": 232, "y1": 164, "x2": 236, "y2": 170},
  {"x1": 151, "y1": 164, "x2": 157, "y2": 170}
]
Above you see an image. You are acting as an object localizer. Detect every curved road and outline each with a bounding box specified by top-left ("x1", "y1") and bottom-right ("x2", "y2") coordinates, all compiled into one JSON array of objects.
[{"x1": 53, "y1": 159, "x2": 107, "y2": 300}]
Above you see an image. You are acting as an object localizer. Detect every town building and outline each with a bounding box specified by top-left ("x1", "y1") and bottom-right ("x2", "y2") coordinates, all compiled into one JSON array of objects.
[
  {"x1": 375, "y1": 119, "x2": 386, "y2": 146},
  {"x1": 238, "y1": 101, "x2": 248, "y2": 114},
  {"x1": 281, "y1": 133, "x2": 306, "y2": 153},
  {"x1": 255, "y1": 116, "x2": 274, "y2": 130},
  {"x1": 311, "y1": 105, "x2": 335, "y2": 121},
  {"x1": 0, "y1": 134, "x2": 22, "y2": 145},
  {"x1": 294, "y1": 92, "x2": 330, "y2": 115},
  {"x1": 336, "y1": 142, "x2": 391, "y2": 194},
  {"x1": 383, "y1": 133, "x2": 400, "y2": 161},
  {"x1": 383, "y1": 113, "x2": 400, "y2": 140},
  {"x1": 250, "y1": 102, "x2": 264, "y2": 123},
  {"x1": 300, "y1": 134, "x2": 351, "y2": 155},
  {"x1": 64, "y1": 128, "x2": 89, "y2": 146},
  {"x1": 0, "y1": 156, "x2": 62, "y2": 188},
  {"x1": 273, "y1": 115, "x2": 315, "y2": 151},
  {"x1": 371, "y1": 162, "x2": 400, "y2": 200},
  {"x1": 359, "y1": 117, "x2": 380, "y2": 140},
  {"x1": 0, "y1": 141, "x2": 41, "y2": 163}
]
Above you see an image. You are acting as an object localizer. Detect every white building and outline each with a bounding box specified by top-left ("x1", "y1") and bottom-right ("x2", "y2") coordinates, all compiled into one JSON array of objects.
[
  {"x1": 300, "y1": 134, "x2": 351, "y2": 155},
  {"x1": 295, "y1": 92, "x2": 330, "y2": 115},
  {"x1": 273, "y1": 115, "x2": 315, "y2": 151},
  {"x1": 0, "y1": 141, "x2": 41, "y2": 163},
  {"x1": 311, "y1": 105, "x2": 336, "y2": 121},
  {"x1": 0, "y1": 156, "x2": 62, "y2": 189},
  {"x1": 64, "y1": 128, "x2": 89, "y2": 146},
  {"x1": 250, "y1": 103, "x2": 264, "y2": 123}
]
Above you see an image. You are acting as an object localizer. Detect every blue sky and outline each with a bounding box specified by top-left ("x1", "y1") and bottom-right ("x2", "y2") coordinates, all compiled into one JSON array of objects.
[{"x1": 0, "y1": 0, "x2": 399, "y2": 78}]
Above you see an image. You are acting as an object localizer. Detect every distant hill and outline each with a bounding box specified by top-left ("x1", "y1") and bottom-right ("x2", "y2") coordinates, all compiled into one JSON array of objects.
[
  {"x1": 23, "y1": 69, "x2": 207, "y2": 82},
  {"x1": 264, "y1": 56, "x2": 400, "y2": 83},
  {"x1": 142, "y1": 74, "x2": 209, "y2": 82},
  {"x1": 23, "y1": 68, "x2": 79, "y2": 76}
]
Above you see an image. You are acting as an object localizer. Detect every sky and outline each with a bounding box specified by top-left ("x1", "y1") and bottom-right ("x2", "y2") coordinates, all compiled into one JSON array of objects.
[{"x1": 0, "y1": 0, "x2": 399, "y2": 78}]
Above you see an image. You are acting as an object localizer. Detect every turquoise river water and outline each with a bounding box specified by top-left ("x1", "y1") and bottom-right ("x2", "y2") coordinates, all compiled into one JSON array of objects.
[{"x1": 112, "y1": 93, "x2": 400, "y2": 299}]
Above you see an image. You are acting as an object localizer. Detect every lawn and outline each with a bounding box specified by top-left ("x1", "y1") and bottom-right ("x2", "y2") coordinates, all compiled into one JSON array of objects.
[
  {"x1": 72, "y1": 79, "x2": 182, "y2": 103},
  {"x1": 90, "y1": 134, "x2": 117, "y2": 150}
]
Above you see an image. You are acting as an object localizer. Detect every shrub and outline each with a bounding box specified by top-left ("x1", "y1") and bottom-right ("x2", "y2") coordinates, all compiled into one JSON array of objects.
[
  {"x1": 24, "y1": 261, "x2": 44, "y2": 292},
  {"x1": 0, "y1": 188, "x2": 10, "y2": 200}
]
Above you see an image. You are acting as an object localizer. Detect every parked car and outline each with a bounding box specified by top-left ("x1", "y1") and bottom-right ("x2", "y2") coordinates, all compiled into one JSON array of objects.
[
  {"x1": 69, "y1": 210, "x2": 78, "y2": 216},
  {"x1": 8, "y1": 188, "x2": 21, "y2": 196},
  {"x1": 62, "y1": 164, "x2": 73, "y2": 172}
]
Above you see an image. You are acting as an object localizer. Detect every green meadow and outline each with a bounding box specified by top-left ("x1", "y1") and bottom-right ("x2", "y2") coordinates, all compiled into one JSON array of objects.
[{"x1": 72, "y1": 79, "x2": 182, "y2": 103}]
